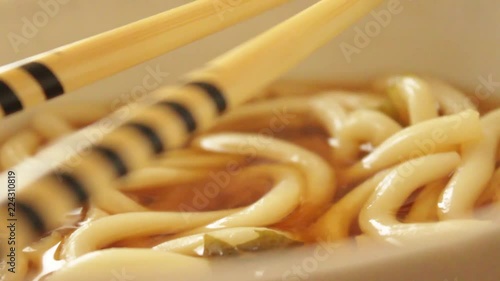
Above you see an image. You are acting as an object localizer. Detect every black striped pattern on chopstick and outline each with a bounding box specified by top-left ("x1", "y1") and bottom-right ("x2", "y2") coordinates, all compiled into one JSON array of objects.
[
  {"x1": 2, "y1": 0, "x2": 384, "y2": 251},
  {"x1": 10, "y1": 80, "x2": 227, "y2": 235},
  {"x1": 0, "y1": 0, "x2": 291, "y2": 119},
  {"x1": 21, "y1": 62, "x2": 65, "y2": 99},
  {"x1": 52, "y1": 172, "x2": 89, "y2": 203},
  {"x1": 92, "y1": 145, "x2": 129, "y2": 177},
  {"x1": 16, "y1": 202, "x2": 46, "y2": 235},
  {"x1": 188, "y1": 81, "x2": 227, "y2": 113},
  {"x1": 157, "y1": 101, "x2": 198, "y2": 133},
  {"x1": 0, "y1": 61, "x2": 64, "y2": 117},
  {"x1": 124, "y1": 122, "x2": 165, "y2": 154},
  {"x1": 0, "y1": 80, "x2": 23, "y2": 115}
]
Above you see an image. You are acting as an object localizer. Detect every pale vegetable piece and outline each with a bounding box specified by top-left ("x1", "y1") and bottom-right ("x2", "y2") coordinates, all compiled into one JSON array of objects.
[
  {"x1": 62, "y1": 209, "x2": 239, "y2": 260},
  {"x1": 153, "y1": 227, "x2": 299, "y2": 257}
]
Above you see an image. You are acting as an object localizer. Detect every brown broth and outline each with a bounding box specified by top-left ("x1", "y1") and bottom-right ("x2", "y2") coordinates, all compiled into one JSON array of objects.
[
  {"x1": 124, "y1": 172, "x2": 274, "y2": 213},
  {"x1": 30, "y1": 82, "x2": 499, "y2": 280}
]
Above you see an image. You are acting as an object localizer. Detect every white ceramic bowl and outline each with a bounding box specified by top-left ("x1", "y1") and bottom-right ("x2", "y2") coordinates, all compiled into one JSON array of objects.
[{"x1": 1, "y1": 1, "x2": 499, "y2": 280}]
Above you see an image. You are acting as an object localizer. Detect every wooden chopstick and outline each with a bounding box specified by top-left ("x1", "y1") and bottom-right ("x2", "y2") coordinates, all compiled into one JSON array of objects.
[
  {"x1": 0, "y1": 0, "x2": 290, "y2": 119},
  {"x1": 0, "y1": 0, "x2": 383, "y2": 251}
]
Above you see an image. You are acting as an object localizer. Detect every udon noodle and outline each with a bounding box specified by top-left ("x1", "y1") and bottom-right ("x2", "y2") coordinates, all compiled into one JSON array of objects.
[{"x1": 0, "y1": 75, "x2": 499, "y2": 281}]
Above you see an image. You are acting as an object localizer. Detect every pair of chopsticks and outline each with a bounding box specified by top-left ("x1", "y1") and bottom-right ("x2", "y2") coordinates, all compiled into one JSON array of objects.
[
  {"x1": 0, "y1": 0, "x2": 290, "y2": 119},
  {"x1": 0, "y1": 0, "x2": 383, "y2": 247}
]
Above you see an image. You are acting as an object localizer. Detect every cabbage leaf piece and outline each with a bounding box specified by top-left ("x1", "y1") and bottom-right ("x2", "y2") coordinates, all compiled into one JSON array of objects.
[
  {"x1": 203, "y1": 230, "x2": 302, "y2": 257},
  {"x1": 203, "y1": 234, "x2": 240, "y2": 257}
]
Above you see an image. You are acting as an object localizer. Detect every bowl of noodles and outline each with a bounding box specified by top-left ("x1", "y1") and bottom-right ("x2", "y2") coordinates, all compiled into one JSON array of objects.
[{"x1": 0, "y1": 0, "x2": 499, "y2": 281}]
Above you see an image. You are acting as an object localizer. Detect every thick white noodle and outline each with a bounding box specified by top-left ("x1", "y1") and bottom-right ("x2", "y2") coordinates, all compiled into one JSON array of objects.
[
  {"x1": 178, "y1": 164, "x2": 302, "y2": 235},
  {"x1": 46, "y1": 249, "x2": 211, "y2": 281},
  {"x1": 312, "y1": 170, "x2": 390, "y2": 242},
  {"x1": 62, "y1": 210, "x2": 238, "y2": 260},
  {"x1": 342, "y1": 109, "x2": 483, "y2": 184},
  {"x1": 423, "y1": 77, "x2": 477, "y2": 114},
  {"x1": 359, "y1": 152, "x2": 494, "y2": 244},
  {"x1": 0, "y1": 129, "x2": 42, "y2": 169},
  {"x1": 154, "y1": 227, "x2": 294, "y2": 255},
  {"x1": 194, "y1": 133, "x2": 335, "y2": 223},
  {"x1": 385, "y1": 76, "x2": 438, "y2": 124},
  {"x1": 31, "y1": 113, "x2": 74, "y2": 140},
  {"x1": 438, "y1": 109, "x2": 500, "y2": 219},
  {"x1": 336, "y1": 109, "x2": 401, "y2": 163}
]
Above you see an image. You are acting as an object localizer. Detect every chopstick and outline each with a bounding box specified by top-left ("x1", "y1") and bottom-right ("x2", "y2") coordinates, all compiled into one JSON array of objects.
[
  {"x1": 0, "y1": 0, "x2": 290, "y2": 119},
  {"x1": 0, "y1": 0, "x2": 383, "y2": 248}
]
